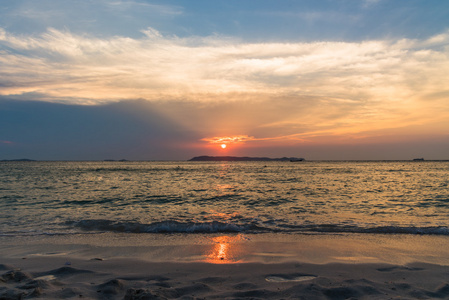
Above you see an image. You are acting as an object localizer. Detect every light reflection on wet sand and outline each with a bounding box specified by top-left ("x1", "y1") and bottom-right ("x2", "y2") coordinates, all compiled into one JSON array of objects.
[{"x1": 203, "y1": 235, "x2": 246, "y2": 264}]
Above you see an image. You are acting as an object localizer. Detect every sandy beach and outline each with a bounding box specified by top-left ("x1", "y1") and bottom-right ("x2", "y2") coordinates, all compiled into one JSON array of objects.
[{"x1": 2, "y1": 233, "x2": 449, "y2": 299}]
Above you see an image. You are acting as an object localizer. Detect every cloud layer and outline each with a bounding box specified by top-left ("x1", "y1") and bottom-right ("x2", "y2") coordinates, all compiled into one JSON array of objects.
[
  {"x1": 1, "y1": 27, "x2": 448, "y2": 103},
  {"x1": 1, "y1": 27, "x2": 449, "y2": 158}
]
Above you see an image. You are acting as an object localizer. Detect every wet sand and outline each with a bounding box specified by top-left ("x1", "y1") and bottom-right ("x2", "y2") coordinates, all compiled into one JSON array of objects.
[{"x1": 1, "y1": 233, "x2": 449, "y2": 299}]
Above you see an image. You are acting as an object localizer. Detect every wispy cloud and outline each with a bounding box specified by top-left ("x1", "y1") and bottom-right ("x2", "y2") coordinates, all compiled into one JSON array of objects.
[
  {"x1": 362, "y1": 0, "x2": 382, "y2": 8},
  {"x1": 105, "y1": 0, "x2": 183, "y2": 16},
  {"x1": 201, "y1": 135, "x2": 255, "y2": 144},
  {"x1": 256, "y1": 10, "x2": 360, "y2": 24},
  {"x1": 1, "y1": 27, "x2": 448, "y2": 102},
  {"x1": 1, "y1": 27, "x2": 448, "y2": 143}
]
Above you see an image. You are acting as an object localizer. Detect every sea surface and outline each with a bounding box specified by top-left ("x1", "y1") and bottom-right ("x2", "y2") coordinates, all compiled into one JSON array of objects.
[{"x1": 1, "y1": 161, "x2": 449, "y2": 237}]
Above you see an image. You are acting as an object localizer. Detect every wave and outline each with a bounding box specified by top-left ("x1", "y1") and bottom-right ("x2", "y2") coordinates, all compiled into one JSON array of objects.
[
  {"x1": 3, "y1": 221, "x2": 449, "y2": 236},
  {"x1": 64, "y1": 219, "x2": 449, "y2": 236},
  {"x1": 280, "y1": 224, "x2": 449, "y2": 235},
  {"x1": 0, "y1": 228, "x2": 103, "y2": 237},
  {"x1": 65, "y1": 220, "x2": 252, "y2": 233}
]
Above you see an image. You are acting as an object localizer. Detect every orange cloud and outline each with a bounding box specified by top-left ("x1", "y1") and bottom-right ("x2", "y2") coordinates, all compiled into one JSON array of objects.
[
  {"x1": 201, "y1": 134, "x2": 310, "y2": 146},
  {"x1": 201, "y1": 135, "x2": 255, "y2": 144}
]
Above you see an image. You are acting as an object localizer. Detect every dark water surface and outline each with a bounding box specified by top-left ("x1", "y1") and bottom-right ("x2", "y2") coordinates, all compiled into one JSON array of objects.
[{"x1": 1, "y1": 161, "x2": 448, "y2": 236}]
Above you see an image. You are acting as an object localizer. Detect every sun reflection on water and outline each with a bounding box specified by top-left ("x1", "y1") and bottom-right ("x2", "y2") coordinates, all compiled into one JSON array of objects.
[{"x1": 204, "y1": 235, "x2": 245, "y2": 264}]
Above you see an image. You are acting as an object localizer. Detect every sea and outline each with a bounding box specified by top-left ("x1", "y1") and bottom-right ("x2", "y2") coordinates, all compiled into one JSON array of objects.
[{"x1": 1, "y1": 160, "x2": 448, "y2": 238}]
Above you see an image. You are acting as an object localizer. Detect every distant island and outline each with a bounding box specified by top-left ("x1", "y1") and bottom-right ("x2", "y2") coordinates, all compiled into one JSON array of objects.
[
  {"x1": 104, "y1": 159, "x2": 128, "y2": 162},
  {"x1": 0, "y1": 159, "x2": 36, "y2": 162},
  {"x1": 189, "y1": 156, "x2": 305, "y2": 162}
]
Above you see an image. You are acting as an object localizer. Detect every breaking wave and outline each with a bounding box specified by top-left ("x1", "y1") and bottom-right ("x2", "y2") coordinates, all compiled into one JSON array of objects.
[
  {"x1": 66, "y1": 219, "x2": 250, "y2": 233},
  {"x1": 64, "y1": 219, "x2": 449, "y2": 236}
]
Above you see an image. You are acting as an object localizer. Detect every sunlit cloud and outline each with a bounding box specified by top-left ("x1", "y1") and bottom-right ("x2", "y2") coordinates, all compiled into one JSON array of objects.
[
  {"x1": 1, "y1": 27, "x2": 448, "y2": 106},
  {"x1": 202, "y1": 135, "x2": 255, "y2": 144},
  {"x1": 1, "y1": 27, "x2": 449, "y2": 147},
  {"x1": 201, "y1": 134, "x2": 310, "y2": 146}
]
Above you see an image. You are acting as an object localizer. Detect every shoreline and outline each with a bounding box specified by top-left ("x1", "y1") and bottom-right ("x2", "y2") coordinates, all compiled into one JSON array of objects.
[
  {"x1": 2, "y1": 233, "x2": 449, "y2": 299},
  {"x1": 2, "y1": 232, "x2": 449, "y2": 265}
]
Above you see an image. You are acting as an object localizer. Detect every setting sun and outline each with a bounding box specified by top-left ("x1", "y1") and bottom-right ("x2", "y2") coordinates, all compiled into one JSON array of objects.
[{"x1": 221, "y1": 144, "x2": 227, "y2": 149}]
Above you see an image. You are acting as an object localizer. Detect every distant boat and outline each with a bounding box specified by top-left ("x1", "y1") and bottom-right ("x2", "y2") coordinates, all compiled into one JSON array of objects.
[
  {"x1": 413, "y1": 158, "x2": 424, "y2": 161},
  {"x1": 290, "y1": 158, "x2": 305, "y2": 162}
]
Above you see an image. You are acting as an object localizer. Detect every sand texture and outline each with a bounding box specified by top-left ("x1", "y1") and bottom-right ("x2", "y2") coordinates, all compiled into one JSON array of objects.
[
  {"x1": 2, "y1": 233, "x2": 449, "y2": 299},
  {"x1": 2, "y1": 257, "x2": 449, "y2": 299}
]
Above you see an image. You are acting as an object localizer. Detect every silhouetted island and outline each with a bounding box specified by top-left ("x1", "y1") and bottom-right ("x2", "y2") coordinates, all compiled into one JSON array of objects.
[
  {"x1": 189, "y1": 156, "x2": 305, "y2": 162},
  {"x1": 1, "y1": 159, "x2": 36, "y2": 162},
  {"x1": 104, "y1": 159, "x2": 128, "y2": 162}
]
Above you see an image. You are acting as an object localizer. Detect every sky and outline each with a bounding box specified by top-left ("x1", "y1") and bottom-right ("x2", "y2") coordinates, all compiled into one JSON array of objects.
[{"x1": 1, "y1": 0, "x2": 448, "y2": 160}]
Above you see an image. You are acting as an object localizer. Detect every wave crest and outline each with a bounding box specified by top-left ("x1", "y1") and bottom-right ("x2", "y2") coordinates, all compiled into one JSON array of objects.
[
  {"x1": 66, "y1": 219, "x2": 247, "y2": 233},
  {"x1": 65, "y1": 219, "x2": 449, "y2": 236}
]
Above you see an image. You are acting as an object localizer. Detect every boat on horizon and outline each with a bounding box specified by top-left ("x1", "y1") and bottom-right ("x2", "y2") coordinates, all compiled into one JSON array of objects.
[{"x1": 290, "y1": 158, "x2": 305, "y2": 162}]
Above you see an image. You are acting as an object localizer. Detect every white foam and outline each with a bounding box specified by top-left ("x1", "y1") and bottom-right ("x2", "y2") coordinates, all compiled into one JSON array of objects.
[
  {"x1": 265, "y1": 275, "x2": 316, "y2": 282},
  {"x1": 34, "y1": 275, "x2": 56, "y2": 281}
]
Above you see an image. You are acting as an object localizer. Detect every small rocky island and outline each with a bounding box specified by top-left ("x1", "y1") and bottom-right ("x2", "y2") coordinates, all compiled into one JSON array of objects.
[
  {"x1": 0, "y1": 159, "x2": 36, "y2": 162},
  {"x1": 189, "y1": 156, "x2": 305, "y2": 162}
]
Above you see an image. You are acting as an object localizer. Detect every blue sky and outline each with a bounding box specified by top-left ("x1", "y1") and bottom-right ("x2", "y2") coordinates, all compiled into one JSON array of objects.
[
  {"x1": 1, "y1": 0, "x2": 447, "y2": 40},
  {"x1": 1, "y1": 0, "x2": 449, "y2": 160}
]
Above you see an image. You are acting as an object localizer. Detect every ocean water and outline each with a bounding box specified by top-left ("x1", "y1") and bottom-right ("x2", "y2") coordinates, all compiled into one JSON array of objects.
[{"x1": 1, "y1": 161, "x2": 448, "y2": 237}]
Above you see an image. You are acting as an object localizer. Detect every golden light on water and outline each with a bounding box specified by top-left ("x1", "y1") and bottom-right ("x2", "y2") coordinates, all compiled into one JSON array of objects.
[{"x1": 204, "y1": 235, "x2": 244, "y2": 264}]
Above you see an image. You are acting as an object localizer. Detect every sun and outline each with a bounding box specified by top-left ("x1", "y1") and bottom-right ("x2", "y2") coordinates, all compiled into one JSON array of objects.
[{"x1": 221, "y1": 144, "x2": 227, "y2": 149}]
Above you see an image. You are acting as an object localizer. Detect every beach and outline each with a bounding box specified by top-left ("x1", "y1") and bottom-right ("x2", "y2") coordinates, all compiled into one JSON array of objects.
[
  {"x1": 2, "y1": 161, "x2": 449, "y2": 299},
  {"x1": 2, "y1": 232, "x2": 449, "y2": 299}
]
